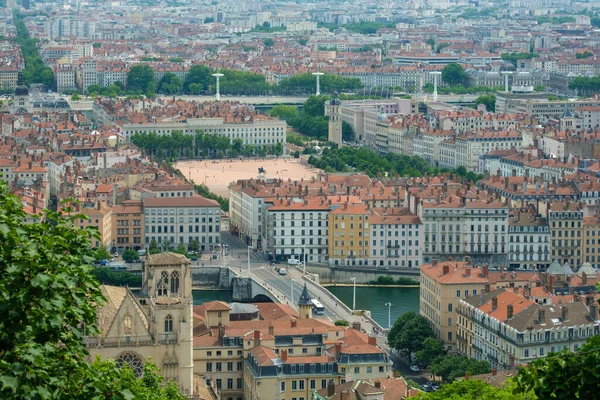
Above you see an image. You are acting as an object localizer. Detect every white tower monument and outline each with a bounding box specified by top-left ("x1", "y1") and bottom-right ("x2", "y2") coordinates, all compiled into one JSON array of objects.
[
  {"x1": 312, "y1": 72, "x2": 324, "y2": 96},
  {"x1": 501, "y1": 71, "x2": 513, "y2": 92},
  {"x1": 430, "y1": 71, "x2": 442, "y2": 102},
  {"x1": 212, "y1": 73, "x2": 224, "y2": 101}
]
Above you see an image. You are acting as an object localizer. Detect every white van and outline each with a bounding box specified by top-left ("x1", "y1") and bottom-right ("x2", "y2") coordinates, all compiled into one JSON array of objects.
[{"x1": 287, "y1": 258, "x2": 301, "y2": 266}]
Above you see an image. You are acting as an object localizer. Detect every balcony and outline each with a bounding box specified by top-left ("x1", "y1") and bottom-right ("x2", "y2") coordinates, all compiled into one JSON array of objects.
[{"x1": 386, "y1": 244, "x2": 400, "y2": 249}]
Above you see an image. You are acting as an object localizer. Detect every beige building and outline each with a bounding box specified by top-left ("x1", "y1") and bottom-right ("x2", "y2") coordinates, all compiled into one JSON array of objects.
[
  {"x1": 420, "y1": 259, "x2": 489, "y2": 353},
  {"x1": 111, "y1": 200, "x2": 144, "y2": 252},
  {"x1": 85, "y1": 253, "x2": 194, "y2": 396},
  {"x1": 549, "y1": 202, "x2": 583, "y2": 270},
  {"x1": 76, "y1": 204, "x2": 113, "y2": 247}
]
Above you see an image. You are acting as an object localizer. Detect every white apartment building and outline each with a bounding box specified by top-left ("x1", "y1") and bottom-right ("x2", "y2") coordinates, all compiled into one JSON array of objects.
[
  {"x1": 264, "y1": 198, "x2": 330, "y2": 263},
  {"x1": 413, "y1": 130, "x2": 453, "y2": 167},
  {"x1": 454, "y1": 132, "x2": 523, "y2": 172},
  {"x1": 420, "y1": 198, "x2": 508, "y2": 267},
  {"x1": 459, "y1": 289, "x2": 600, "y2": 370},
  {"x1": 508, "y1": 210, "x2": 550, "y2": 270},
  {"x1": 54, "y1": 64, "x2": 76, "y2": 93},
  {"x1": 370, "y1": 213, "x2": 422, "y2": 268},
  {"x1": 78, "y1": 59, "x2": 98, "y2": 93},
  {"x1": 228, "y1": 182, "x2": 269, "y2": 250},
  {"x1": 143, "y1": 196, "x2": 221, "y2": 250},
  {"x1": 122, "y1": 117, "x2": 287, "y2": 148}
]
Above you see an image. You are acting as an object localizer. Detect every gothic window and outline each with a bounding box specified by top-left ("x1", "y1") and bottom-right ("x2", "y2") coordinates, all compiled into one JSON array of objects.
[
  {"x1": 116, "y1": 352, "x2": 144, "y2": 377},
  {"x1": 170, "y1": 271, "x2": 180, "y2": 294},
  {"x1": 165, "y1": 315, "x2": 173, "y2": 333},
  {"x1": 123, "y1": 314, "x2": 132, "y2": 335},
  {"x1": 157, "y1": 271, "x2": 168, "y2": 296}
]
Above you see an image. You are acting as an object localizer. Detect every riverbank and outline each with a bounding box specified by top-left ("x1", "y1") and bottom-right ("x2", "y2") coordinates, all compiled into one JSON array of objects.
[{"x1": 322, "y1": 283, "x2": 419, "y2": 288}]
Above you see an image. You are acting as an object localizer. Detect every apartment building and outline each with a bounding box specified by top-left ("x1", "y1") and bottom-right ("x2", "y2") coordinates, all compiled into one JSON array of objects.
[
  {"x1": 328, "y1": 204, "x2": 371, "y2": 267},
  {"x1": 76, "y1": 205, "x2": 113, "y2": 248},
  {"x1": 583, "y1": 215, "x2": 600, "y2": 268},
  {"x1": 508, "y1": 208, "x2": 550, "y2": 270},
  {"x1": 112, "y1": 200, "x2": 144, "y2": 251},
  {"x1": 77, "y1": 58, "x2": 98, "y2": 93},
  {"x1": 143, "y1": 196, "x2": 221, "y2": 250},
  {"x1": 420, "y1": 259, "x2": 489, "y2": 353},
  {"x1": 369, "y1": 210, "x2": 422, "y2": 269},
  {"x1": 549, "y1": 202, "x2": 583, "y2": 271},
  {"x1": 413, "y1": 130, "x2": 453, "y2": 167},
  {"x1": 454, "y1": 132, "x2": 523, "y2": 172},
  {"x1": 459, "y1": 288, "x2": 600, "y2": 370},
  {"x1": 265, "y1": 197, "x2": 330, "y2": 264},
  {"x1": 54, "y1": 63, "x2": 77, "y2": 93}
]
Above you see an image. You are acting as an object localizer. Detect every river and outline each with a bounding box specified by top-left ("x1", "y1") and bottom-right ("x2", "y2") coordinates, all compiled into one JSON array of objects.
[
  {"x1": 326, "y1": 286, "x2": 420, "y2": 328},
  {"x1": 191, "y1": 286, "x2": 420, "y2": 328}
]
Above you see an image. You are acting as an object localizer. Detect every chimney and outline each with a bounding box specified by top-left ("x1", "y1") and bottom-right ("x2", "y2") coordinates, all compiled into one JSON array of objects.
[
  {"x1": 269, "y1": 325, "x2": 274, "y2": 336},
  {"x1": 335, "y1": 343, "x2": 342, "y2": 355},
  {"x1": 352, "y1": 321, "x2": 361, "y2": 331},
  {"x1": 291, "y1": 319, "x2": 297, "y2": 328},
  {"x1": 582, "y1": 272, "x2": 587, "y2": 286},
  {"x1": 538, "y1": 308, "x2": 546, "y2": 324},
  {"x1": 492, "y1": 368, "x2": 497, "y2": 377},
  {"x1": 465, "y1": 268, "x2": 471, "y2": 277},
  {"x1": 507, "y1": 304, "x2": 514, "y2": 319},
  {"x1": 548, "y1": 275, "x2": 554, "y2": 293},
  {"x1": 327, "y1": 380, "x2": 335, "y2": 397},
  {"x1": 484, "y1": 282, "x2": 491, "y2": 293},
  {"x1": 443, "y1": 265, "x2": 449, "y2": 275},
  {"x1": 368, "y1": 336, "x2": 377, "y2": 345},
  {"x1": 482, "y1": 265, "x2": 489, "y2": 277},
  {"x1": 374, "y1": 380, "x2": 381, "y2": 389},
  {"x1": 561, "y1": 305, "x2": 568, "y2": 321},
  {"x1": 281, "y1": 349, "x2": 288, "y2": 362},
  {"x1": 432, "y1": 259, "x2": 438, "y2": 266},
  {"x1": 591, "y1": 304, "x2": 598, "y2": 321},
  {"x1": 341, "y1": 390, "x2": 350, "y2": 400},
  {"x1": 492, "y1": 296, "x2": 498, "y2": 310}
]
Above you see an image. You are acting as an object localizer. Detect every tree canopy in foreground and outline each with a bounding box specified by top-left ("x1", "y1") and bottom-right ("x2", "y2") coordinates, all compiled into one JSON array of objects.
[{"x1": 0, "y1": 178, "x2": 184, "y2": 399}]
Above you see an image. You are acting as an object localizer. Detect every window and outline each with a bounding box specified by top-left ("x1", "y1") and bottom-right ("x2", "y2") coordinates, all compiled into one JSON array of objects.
[
  {"x1": 227, "y1": 362, "x2": 233, "y2": 371},
  {"x1": 448, "y1": 303, "x2": 453, "y2": 312},
  {"x1": 237, "y1": 361, "x2": 242, "y2": 370},
  {"x1": 540, "y1": 348, "x2": 544, "y2": 356},
  {"x1": 170, "y1": 271, "x2": 179, "y2": 294},
  {"x1": 281, "y1": 382, "x2": 286, "y2": 392},
  {"x1": 164, "y1": 315, "x2": 173, "y2": 333},
  {"x1": 448, "y1": 332, "x2": 452, "y2": 341},
  {"x1": 157, "y1": 271, "x2": 169, "y2": 296},
  {"x1": 216, "y1": 362, "x2": 222, "y2": 371},
  {"x1": 354, "y1": 367, "x2": 360, "y2": 374},
  {"x1": 321, "y1": 380, "x2": 327, "y2": 389},
  {"x1": 216, "y1": 379, "x2": 222, "y2": 390},
  {"x1": 456, "y1": 290, "x2": 461, "y2": 297},
  {"x1": 292, "y1": 381, "x2": 297, "y2": 391},
  {"x1": 367, "y1": 366, "x2": 372, "y2": 373},
  {"x1": 299, "y1": 381, "x2": 305, "y2": 390},
  {"x1": 207, "y1": 351, "x2": 212, "y2": 357},
  {"x1": 379, "y1": 366, "x2": 384, "y2": 373},
  {"x1": 206, "y1": 362, "x2": 212, "y2": 372},
  {"x1": 237, "y1": 378, "x2": 243, "y2": 389},
  {"x1": 525, "y1": 349, "x2": 529, "y2": 357},
  {"x1": 227, "y1": 378, "x2": 233, "y2": 390}
]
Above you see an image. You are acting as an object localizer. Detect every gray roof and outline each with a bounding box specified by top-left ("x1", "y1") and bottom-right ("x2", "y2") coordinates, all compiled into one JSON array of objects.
[
  {"x1": 547, "y1": 260, "x2": 563, "y2": 275},
  {"x1": 506, "y1": 301, "x2": 595, "y2": 332},
  {"x1": 228, "y1": 302, "x2": 259, "y2": 314},
  {"x1": 563, "y1": 262, "x2": 574, "y2": 276},
  {"x1": 298, "y1": 283, "x2": 312, "y2": 306},
  {"x1": 577, "y1": 263, "x2": 597, "y2": 277}
]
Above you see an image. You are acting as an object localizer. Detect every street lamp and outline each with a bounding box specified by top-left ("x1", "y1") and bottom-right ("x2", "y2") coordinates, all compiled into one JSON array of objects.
[
  {"x1": 291, "y1": 278, "x2": 296, "y2": 304},
  {"x1": 386, "y1": 302, "x2": 392, "y2": 329},
  {"x1": 351, "y1": 277, "x2": 356, "y2": 314},
  {"x1": 247, "y1": 246, "x2": 252, "y2": 274}
]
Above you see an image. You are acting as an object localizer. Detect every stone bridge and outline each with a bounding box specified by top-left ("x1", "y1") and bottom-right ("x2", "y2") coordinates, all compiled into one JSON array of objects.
[{"x1": 192, "y1": 266, "x2": 276, "y2": 302}]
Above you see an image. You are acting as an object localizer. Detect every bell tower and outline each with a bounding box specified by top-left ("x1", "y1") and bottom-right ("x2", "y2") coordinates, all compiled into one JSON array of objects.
[
  {"x1": 327, "y1": 95, "x2": 343, "y2": 147},
  {"x1": 298, "y1": 283, "x2": 313, "y2": 319}
]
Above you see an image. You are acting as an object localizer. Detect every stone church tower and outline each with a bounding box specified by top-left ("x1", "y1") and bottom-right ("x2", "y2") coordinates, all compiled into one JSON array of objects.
[
  {"x1": 86, "y1": 252, "x2": 194, "y2": 396},
  {"x1": 298, "y1": 283, "x2": 313, "y2": 319},
  {"x1": 10, "y1": 72, "x2": 31, "y2": 114},
  {"x1": 327, "y1": 96, "x2": 342, "y2": 147}
]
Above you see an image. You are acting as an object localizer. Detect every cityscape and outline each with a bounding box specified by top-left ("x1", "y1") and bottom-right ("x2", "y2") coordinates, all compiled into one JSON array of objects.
[{"x1": 1, "y1": 0, "x2": 600, "y2": 398}]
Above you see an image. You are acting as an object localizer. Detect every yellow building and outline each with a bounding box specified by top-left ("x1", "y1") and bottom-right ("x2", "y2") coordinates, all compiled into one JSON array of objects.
[
  {"x1": 76, "y1": 204, "x2": 113, "y2": 247},
  {"x1": 328, "y1": 204, "x2": 371, "y2": 267},
  {"x1": 583, "y1": 216, "x2": 600, "y2": 268},
  {"x1": 111, "y1": 200, "x2": 144, "y2": 252},
  {"x1": 420, "y1": 259, "x2": 489, "y2": 353}
]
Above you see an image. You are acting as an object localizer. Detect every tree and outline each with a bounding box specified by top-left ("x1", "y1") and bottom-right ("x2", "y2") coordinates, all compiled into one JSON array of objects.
[
  {"x1": 122, "y1": 248, "x2": 140, "y2": 263},
  {"x1": 430, "y1": 356, "x2": 490, "y2": 383},
  {"x1": 71, "y1": 93, "x2": 81, "y2": 101},
  {"x1": 334, "y1": 320, "x2": 349, "y2": 326},
  {"x1": 270, "y1": 104, "x2": 299, "y2": 122},
  {"x1": 94, "y1": 244, "x2": 112, "y2": 261},
  {"x1": 188, "y1": 239, "x2": 201, "y2": 254},
  {"x1": 387, "y1": 312, "x2": 434, "y2": 360},
  {"x1": 576, "y1": 50, "x2": 594, "y2": 59},
  {"x1": 418, "y1": 378, "x2": 531, "y2": 399},
  {"x1": 592, "y1": 16, "x2": 600, "y2": 28},
  {"x1": 158, "y1": 72, "x2": 183, "y2": 95},
  {"x1": 263, "y1": 38, "x2": 274, "y2": 47},
  {"x1": 415, "y1": 337, "x2": 447, "y2": 366},
  {"x1": 442, "y1": 63, "x2": 465, "y2": 86},
  {"x1": 303, "y1": 95, "x2": 330, "y2": 117},
  {"x1": 175, "y1": 243, "x2": 187, "y2": 255},
  {"x1": 514, "y1": 335, "x2": 600, "y2": 399},
  {"x1": 342, "y1": 121, "x2": 354, "y2": 142},
  {"x1": 149, "y1": 238, "x2": 161, "y2": 254},
  {"x1": 297, "y1": 38, "x2": 308, "y2": 46},
  {"x1": 475, "y1": 94, "x2": 496, "y2": 112},
  {"x1": 127, "y1": 64, "x2": 155, "y2": 93},
  {"x1": 161, "y1": 239, "x2": 173, "y2": 252},
  {"x1": 184, "y1": 64, "x2": 213, "y2": 93},
  {"x1": 426, "y1": 38, "x2": 436, "y2": 50},
  {"x1": 92, "y1": 42, "x2": 101, "y2": 48},
  {"x1": 203, "y1": 17, "x2": 214, "y2": 23},
  {"x1": 533, "y1": 85, "x2": 545, "y2": 92}
]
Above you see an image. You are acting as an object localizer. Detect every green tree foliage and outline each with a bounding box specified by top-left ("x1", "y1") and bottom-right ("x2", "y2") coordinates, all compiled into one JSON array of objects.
[
  {"x1": 149, "y1": 238, "x2": 161, "y2": 254},
  {"x1": 514, "y1": 335, "x2": 600, "y2": 399},
  {"x1": 184, "y1": 64, "x2": 213, "y2": 93},
  {"x1": 204, "y1": 17, "x2": 214, "y2": 23},
  {"x1": 457, "y1": 7, "x2": 498, "y2": 19},
  {"x1": 592, "y1": 16, "x2": 600, "y2": 28},
  {"x1": 342, "y1": 121, "x2": 354, "y2": 142},
  {"x1": 569, "y1": 75, "x2": 600, "y2": 94},
  {"x1": 533, "y1": 85, "x2": 545, "y2": 92},
  {"x1": 426, "y1": 38, "x2": 435, "y2": 50},
  {"x1": 334, "y1": 320, "x2": 349, "y2": 326},
  {"x1": 270, "y1": 104, "x2": 299, "y2": 121},
  {"x1": 441, "y1": 63, "x2": 466, "y2": 86},
  {"x1": 501, "y1": 52, "x2": 539, "y2": 67},
  {"x1": 71, "y1": 93, "x2": 81, "y2": 101},
  {"x1": 13, "y1": 12, "x2": 54, "y2": 88},
  {"x1": 366, "y1": 276, "x2": 419, "y2": 285},
  {"x1": 430, "y1": 356, "x2": 490, "y2": 383},
  {"x1": 93, "y1": 266, "x2": 142, "y2": 287},
  {"x1": 263, "y1": 38, "x2": 274, "y2": 47},
  {"x1": 169, "y1": 57, "x2": 184, "y2": 63},
  {"x1": 187, "y1": 239, "x2": 201, "y2": 254},
  {"x1": 122, "y1": 248, "x2": 140, "y2": 263},
  {"x1": 576, "y1": 50, "x2": 594, "y2": 59},
  {"x1": 0, "y1": 179, "x2": 184, "y2": 398},
  {"x1": 536, "y1": 15, "x2": 575, "y2": 24},
  {"x1": 194, "y1": 184, "x2": 229, "y2": 212},
  {"x1": 303, "y1": 95, "x2": 330, "y2": 117},
  {"x1": 475, "y1": 94, "x2": 496, "y2": 112},
  {"x1": 157, "y1": 72, "x2": 183, "y2": 95},
  {"x1": 297, "y1": 38, "x2": 308, "y2": 46},
  {"x1": 92, "y1": 42, "x2": 102, "y2": 48},
  {"x1": 417, "y1": 378, "x2": 533, "y2": 399},
  {"x1": 127, "y1": 64, "x2": 155, "y2": 93},
  {"x1": 94, "y1": 244, "x2": 112, "y2": 261},
  {"x1": 318, "y1": 21, "x2": 395, "y2": 34},
  {"x1": 387, "y1": 312, "x2": 434, "y2": 359},
  {"x1": 277, "y1": 73, "x2": 363, "y2": 95},
  {"x1": 436, "y1": 42, "x2": 451, "y2": 53},
  {"x1": 415, "y1": 338, "x2": 447, "y2": 366},
  {"x1": 218, "y1": 69, "x2": 271, "y2": 95}
]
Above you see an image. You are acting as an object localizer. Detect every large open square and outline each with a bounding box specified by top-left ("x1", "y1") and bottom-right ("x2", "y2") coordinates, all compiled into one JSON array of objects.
[{"x1": 175, "y1": 158, "x2": 321, "y2": 198}]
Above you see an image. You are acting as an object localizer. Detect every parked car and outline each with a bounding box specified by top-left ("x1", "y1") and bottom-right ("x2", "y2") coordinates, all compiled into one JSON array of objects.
[
  {"x1": 278, "y1": 268, "x2": 287, "y2": 275},
  {"x1": 410, "y1": 365, "x2": 420, "y2": 372},
  {"x1": 421, "y1": 384, "x2": 432, "y2": 392},
  {"x1": 191, "y1": 257, "x2": 199, "y2": 261},
  {"x1": 430, "y1": 383, "x2": 440, "y2": 391},
  {"x1": 377, "y1": 265, "x2": 390, "y2": 270}
]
